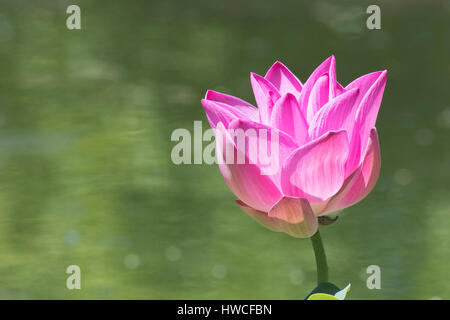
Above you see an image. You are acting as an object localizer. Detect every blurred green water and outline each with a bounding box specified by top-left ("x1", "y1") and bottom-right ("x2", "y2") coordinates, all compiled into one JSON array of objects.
[{"x1": 0, "y1": 0, "x2": 449, "y2": 299}]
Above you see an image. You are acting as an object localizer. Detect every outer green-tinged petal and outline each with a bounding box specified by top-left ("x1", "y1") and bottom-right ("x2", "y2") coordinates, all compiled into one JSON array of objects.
[
  {"x1": 268, "y1": 197, "x2": 318, "y2": 238},
  {"x1": 236, "y1": 200, "x2": 282, "y2": 232},
  {"x1": 236, "y1": 197, "x2": 318, "y2": 238}
]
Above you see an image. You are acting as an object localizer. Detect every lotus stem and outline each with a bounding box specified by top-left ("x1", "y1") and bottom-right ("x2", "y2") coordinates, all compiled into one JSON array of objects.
[{"x1": 310, "y1": 229, "x2": 328, "y2": 284}]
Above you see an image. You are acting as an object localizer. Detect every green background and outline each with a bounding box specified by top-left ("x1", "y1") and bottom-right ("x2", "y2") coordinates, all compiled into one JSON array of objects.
[{"x1": 0, "y1": 0, "x2": 449, "y2": 299}]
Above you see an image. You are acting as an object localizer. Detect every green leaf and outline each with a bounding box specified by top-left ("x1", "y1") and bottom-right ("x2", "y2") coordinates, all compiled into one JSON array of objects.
[
  {"x1": 334, "y1": 284, "x2": 351, "y2": 300},
  {"x1": 307, "y1": 293, "x2": 340, "y2": 300},
  {"x1": 306, "y1": 282, "x2": 351, "y2": 300}
]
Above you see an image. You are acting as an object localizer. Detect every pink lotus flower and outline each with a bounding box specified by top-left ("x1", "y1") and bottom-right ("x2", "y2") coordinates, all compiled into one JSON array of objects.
[{"x1": 201, "y1": 56, "x2": 386, "y2": 238}]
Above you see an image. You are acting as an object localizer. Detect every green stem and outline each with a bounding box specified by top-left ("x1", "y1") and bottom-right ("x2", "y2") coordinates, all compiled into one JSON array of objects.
[{"x1": 310, "y1": 229, "x2": 328, "y2": 284}]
